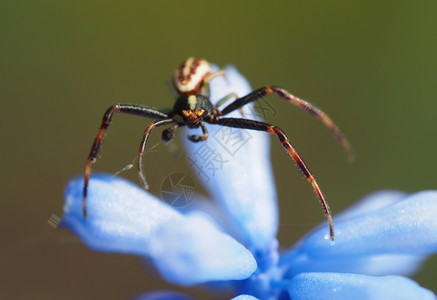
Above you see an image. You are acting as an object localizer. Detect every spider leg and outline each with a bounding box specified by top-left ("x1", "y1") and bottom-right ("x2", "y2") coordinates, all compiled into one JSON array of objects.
[
  {"x1": 209, "y1": 117, "x2": 335, "y2": 240},
  {"x1": 204, "y1": 71, "x2": 245, "y2": 116},
  {"x1": 203, "y1": 69, "x2": 226, "y2": 97},
  {"x1": 214, "y1": 92, "x2": 238, "y2": 108},
  {"x1": 219, "y1": 86, "x2": 354, "y2": 162},
  {"x1": 137, "y1": 119, "x2": 174, "y2": 190},
  {"x1": 213, "y1": 92, "x2": 245, "y2": 117},
  {"x1": 187, "y1": 122, "x2": 209, "y2": 142},
  {"x1": 83, "y1": 104, "x2": 169, "y2": 218}
]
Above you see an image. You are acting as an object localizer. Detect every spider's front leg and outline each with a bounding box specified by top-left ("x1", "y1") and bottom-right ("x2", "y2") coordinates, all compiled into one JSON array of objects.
[
  {"x1": 187, "y1": 122, "x2": 209, "y2": 142},
  {"x1": 83, "y1": 104, "x2": 169, "y2": 218},
  {"x1": 219, "y1": 86, "x2": 354, "y2": 161},
  {"x1": 137, "y1": 119, "x2": 174, "y2": 190},
  {"x1": 209, "y1": 117, "x2": 335, "y2": 240}
]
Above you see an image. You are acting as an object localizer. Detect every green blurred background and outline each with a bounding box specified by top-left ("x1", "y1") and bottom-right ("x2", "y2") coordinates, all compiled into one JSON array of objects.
[{"x1": 1, "y1": 1, "x2": 437, "y2": 299}]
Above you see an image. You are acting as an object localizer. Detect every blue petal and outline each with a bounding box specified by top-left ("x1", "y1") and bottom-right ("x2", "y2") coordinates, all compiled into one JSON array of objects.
[
  {"x1": 132, "y1": 291, "x2": 193, "y2": 300},
  {"x1": 282, "y1": 191, "x2": 428, "y2": 276},
  {"x1": 283, "y1": 251, "x2": 426, "y2": 278},
  {"x1": 183, "y1": 64, "x2": 278, "y2": 251},
  {"x1": 300, "y1": 190, "x2": 437, "y2": 257},
  {"x1": 286, "y1": 190, "x2": 408, "y2": 254},
  {"x1": 63, "y1": 174, "x2": 256, "y2": 285},
  {"x1": 288, "y1": 273, "x2": 436, "y2": 300},
  {"x1": 63, "y1": 174, "x2": 182, "y2": 255},
  {"x1": 333, "y1": 190, "x2": 408, "y2": 221},
  {"x1": 148, "y1": 211, "x2": 257, "y2": 285},
  {"x1": 231, "y1": 295, "x2": 260, "y2": 300}
]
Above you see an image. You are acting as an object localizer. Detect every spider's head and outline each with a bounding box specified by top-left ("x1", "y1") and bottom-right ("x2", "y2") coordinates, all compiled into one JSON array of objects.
[{"x1": 173, "y1": 95, "x2": 213, "y2": 127}]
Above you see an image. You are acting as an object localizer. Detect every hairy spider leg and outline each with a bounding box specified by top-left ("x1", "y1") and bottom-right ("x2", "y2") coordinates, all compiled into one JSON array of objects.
[
  {"x1": 209, "y1": 117, "x2": 335, "y2": 241},
  {"x1": 220, "y1": 86, "x2": 354, "y2": 162},
  {"x1": 83, "y1": 104, "x2": 169, "y2": 218},
  {"x1": 202, "y1": 69, "x2": 226, "y2": 97},
  {"x1": 137, "y1": 119, "x2": 174, "y2": 190},
  {"x1": 214, "y1": 93, "x2": 239, "y2": 108},
  {"x1": 201, "y1": 70, "x2": 243, "y2": 115},
  {"x1": 202, "y1": 70, "x2": 245, "y2": 116},
  {"x1": 187, "y1": 122, "x2": 209, "y2": 142}
]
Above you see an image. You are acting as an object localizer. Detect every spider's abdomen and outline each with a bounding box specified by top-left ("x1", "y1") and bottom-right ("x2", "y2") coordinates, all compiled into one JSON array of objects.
[{"x1": 173, "y1": 57, "x2": 211, "y2": 95}]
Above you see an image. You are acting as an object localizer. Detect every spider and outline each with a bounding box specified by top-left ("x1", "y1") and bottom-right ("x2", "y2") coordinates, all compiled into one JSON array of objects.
[{"x1": 82, "y1": 57, "x2": 353, "y2": 240}]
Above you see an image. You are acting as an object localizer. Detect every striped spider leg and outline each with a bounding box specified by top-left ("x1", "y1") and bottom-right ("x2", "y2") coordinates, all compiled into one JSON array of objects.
[{"x1": 204, "y1": 86, "x2": 354, "y2": 240}]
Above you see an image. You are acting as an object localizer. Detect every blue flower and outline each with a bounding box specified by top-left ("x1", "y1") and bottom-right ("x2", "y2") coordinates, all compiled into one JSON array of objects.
[{"x1": 62, "y1": 63, "x2": 437, "y2": 299}]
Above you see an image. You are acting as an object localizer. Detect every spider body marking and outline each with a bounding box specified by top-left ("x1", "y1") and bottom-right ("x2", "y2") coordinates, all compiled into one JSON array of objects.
[
  {"x1": 173, "y1": 57, "x2": 212, "y2": 95},
  {"x1": 82, "y1": 57, "x2": 353, "y2": 241}
]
